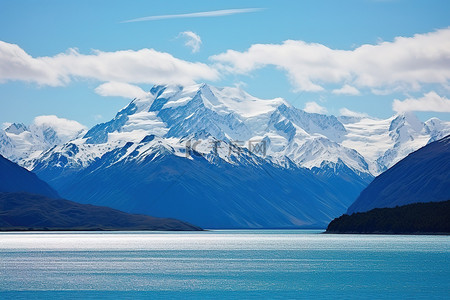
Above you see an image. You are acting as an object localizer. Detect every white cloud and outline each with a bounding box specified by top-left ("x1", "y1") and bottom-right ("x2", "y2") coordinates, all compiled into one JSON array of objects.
[
  {"x1": 392, "y1": 91, "x2": 450, "y2": 113},
  {"x1": 95, "y1": 82, "x2": 148, "y2": 99},
  {"x1": 0, "y1": 41, "x2": 61, "y2": 86},
  {"x1": 339, "y1": 108, "x2": 369, "y2": 118},
  {"x1": 32, "y1": 115, "x2": 87, "y2": 141},
  {"x1": 121, "y1": 8, "x2": 264, "y2": 23},
  {"x1": 211, "y1": 28, "x2": 450, "y2": 93},
  {"x1": 179, "y1": 31, "x2": 202, "y2": 53},
  {"x1": 0, "y1": 41, "x2": 219, "y2": 87},
  {"x1": 332, "y1": 84, "x2": 360, "y2": 95},
  {"x1": 304, "y1": 101, "x2": 328, "y2": 114}
]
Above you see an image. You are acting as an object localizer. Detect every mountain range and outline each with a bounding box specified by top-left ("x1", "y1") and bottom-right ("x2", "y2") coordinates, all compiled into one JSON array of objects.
[{"x1": 1, "y1": 83, "x2": 449, "y2": 228}]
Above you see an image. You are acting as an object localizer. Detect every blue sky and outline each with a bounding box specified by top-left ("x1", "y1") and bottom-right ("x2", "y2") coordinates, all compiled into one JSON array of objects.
[{"x1": 0, "y1": 0, "x2": 449, "y2": 127}]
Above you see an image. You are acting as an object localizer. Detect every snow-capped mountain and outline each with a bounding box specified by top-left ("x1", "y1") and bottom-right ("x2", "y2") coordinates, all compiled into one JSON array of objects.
[
  {"x1": 23, "y1": 84, "x2": 373, "y2": 176},
  {"x1": 341, "y1": 111, "x2": 450, "y2": 174},
  {"x1": 0, "y1": 116, "x2": 86, "y2": 169},
  {"x1": 0, "y1": 83, "x2": 448, "y2": 228}
]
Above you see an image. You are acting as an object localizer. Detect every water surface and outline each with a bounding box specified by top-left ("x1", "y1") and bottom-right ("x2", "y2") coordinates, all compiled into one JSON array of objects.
[{"x1": 0, "y1": 230, "x2": 448, "y2": 299}]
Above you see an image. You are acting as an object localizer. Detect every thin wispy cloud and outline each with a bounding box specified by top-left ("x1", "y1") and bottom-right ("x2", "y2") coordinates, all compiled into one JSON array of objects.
[
  {"x1": 178, "y1": 31, "x2": 202, "y2": 53},
  {"x1": 121, "y1": 8, "x2": 264, "y2": 23}
]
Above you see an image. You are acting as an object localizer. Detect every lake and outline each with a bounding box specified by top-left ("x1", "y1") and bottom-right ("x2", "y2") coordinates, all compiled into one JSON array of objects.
[{"x1": 0, "y1": 230, "x2": 449, "y2": 299}]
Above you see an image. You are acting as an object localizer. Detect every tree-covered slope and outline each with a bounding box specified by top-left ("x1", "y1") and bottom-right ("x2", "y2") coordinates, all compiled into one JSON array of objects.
[{"x1": 327, "y1": 200, "x2": 450, "y2": 234}]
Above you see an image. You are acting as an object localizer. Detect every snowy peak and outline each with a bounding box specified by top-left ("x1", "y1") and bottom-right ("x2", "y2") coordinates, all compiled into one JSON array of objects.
[
  {"x1": 5, "y1": 123, "x2": 29, "y2": 135},
  {"x1": 424, "y1": 118, "x2": 450, "y2": 142},
  {"x1": 71, "y1": 83, "x2": 367, "y2": 174},
  {"x1": 341, "y1": 111, "x2": 450, "y2": 174},
  {"x1": 0, "y1": 116, "x2": 86, "y2": 167},
  {"x1": 289, "y1": 137, "x2": 368, "y2": 174},
  {"x1": 272, "y1": 104, "x2": 346, "y2": 142},
  {"x1": 148, "y1": 83, "x2": 288, "y2": 118},
  {"x1": 388, "y1": 112, "x2": 425, "y2": 141},
  {"x1": 83, "y1": 83, "x2": 290, "y2": 144}
]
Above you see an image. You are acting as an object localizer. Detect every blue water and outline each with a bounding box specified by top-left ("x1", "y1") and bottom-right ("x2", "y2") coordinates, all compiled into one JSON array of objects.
[{"x1": 0, "y1": 230, "x2": 449, "y2": 299}]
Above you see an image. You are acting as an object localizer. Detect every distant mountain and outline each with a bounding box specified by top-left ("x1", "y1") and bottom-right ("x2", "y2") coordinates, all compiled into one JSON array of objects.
[
  {"x1": 0, "y1": 83, "x2": 448, "y2": 228},
  {"x1": 327, "y1": 201, "x2": 450, "y2": 234},
  {"x1": 0, "y1": 192, "x2": 201, "y2": 231},
  {"x1": 340, "y1": 111, "x2": 450, "y2": 174},
  {"x1": 0, "y1": 154, "x2": 58, "y2": 198},
  {"x1": 347, "y1": 135, "x2": 450, "y2": 214},
  {"x1": 0, "y1": 116, "x2": 86, "y2": 169}
]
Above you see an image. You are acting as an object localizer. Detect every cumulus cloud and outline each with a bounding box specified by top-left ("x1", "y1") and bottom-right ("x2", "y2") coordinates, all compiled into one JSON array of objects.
[
  {"x1": 0, "y1": 41, "x2": 219, "y2": 87},
  {"x1": 304, "y1": 101, "x2": 328, "y2": 114},
  {"x1": 332, "y1": 84, "x2": 360, "y2": 95},
  {"x1": 121, "y1": 8, "x2": 264, "y2": 23},
  {"x1": 32, "y1": 115, "x2": 87, "y2": 141},
  {"x1": 95, "y1": 82, "x2": 148, "y2": 99},
  {"x1": 392, "y1": 91, "x2": 450, "y2": 113},
  {"x1": 339, "y1": 108, "x2": 369, "y2": 118},
  {"x1": 178, "y1": 31, "x2": 202, "y2": 53},
  {"x1": 211, "y1": 28, "x2": 450, "y2": 93},
  {"x1": 0, "y1": 41, "x2": 61, "y2": 86}
]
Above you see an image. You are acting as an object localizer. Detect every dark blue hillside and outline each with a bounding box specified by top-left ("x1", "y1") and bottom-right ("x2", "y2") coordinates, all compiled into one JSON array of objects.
[
  {"x1": 347, "y1": 135, "x2": 450, "y2": 214},
  {"x1": 0, "y1": 154, "x2": 59, "y2": 198},
  {"x1": 0, "y1": 155, "x2": 201, "y2": 231}
]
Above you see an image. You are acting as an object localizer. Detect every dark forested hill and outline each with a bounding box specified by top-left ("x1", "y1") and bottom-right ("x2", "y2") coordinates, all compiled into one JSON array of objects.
[{"x1": 326, "y1": 200, "x2": 450, "y2": 234}]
